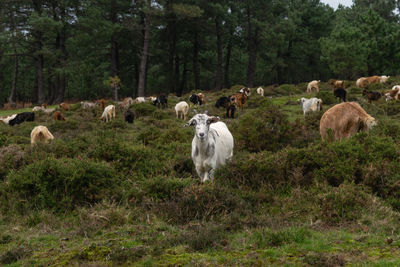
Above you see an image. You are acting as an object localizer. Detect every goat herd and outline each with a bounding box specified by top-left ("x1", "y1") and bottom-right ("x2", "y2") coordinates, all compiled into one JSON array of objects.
[{"x1": 0, "y1": 75, "x2": 396, "y2": 181}]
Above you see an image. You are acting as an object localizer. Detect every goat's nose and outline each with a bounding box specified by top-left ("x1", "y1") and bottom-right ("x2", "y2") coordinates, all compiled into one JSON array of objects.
[{"x1": 199, "y1": 132, "x2": 205, "y2": 137}]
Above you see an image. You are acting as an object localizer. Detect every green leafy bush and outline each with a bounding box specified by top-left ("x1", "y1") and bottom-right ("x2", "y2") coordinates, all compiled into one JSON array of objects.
[
  {"x1": 316, "y1": 91, "x2": 337, "y2": 105},
  {"x1": 6, "y1": 157, "x2": 121, "y2": 211}
]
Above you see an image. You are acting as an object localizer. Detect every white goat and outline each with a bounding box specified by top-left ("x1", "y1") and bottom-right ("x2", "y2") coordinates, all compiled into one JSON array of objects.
[
  {"x1": 135, "y1": 97, "x2": 146, "y2": 104},
  {"x1": 31, "y1": 126, "x2": 54, "y2": 145},
  {"x1": 175, "y1": 101, "x2": 189, "y2": 120},
  {"x1": 298, "y1": 97, "x2": 322, "y2": 115},
  {"x1": 256, "y1": 87, "x2": 264, "y2": 96},
  {"x1": 185, "y1": 113, "x2": 234, "y2": 182},
  {"x1": 0, "y1": 114, "x2": 17, "y2": 125},
  {"x1": 81, "y1": 101, "x2": 97, "y2": 109},
  {"x1": 100, "y1": 105, "x2": 116, "y2": 122}
]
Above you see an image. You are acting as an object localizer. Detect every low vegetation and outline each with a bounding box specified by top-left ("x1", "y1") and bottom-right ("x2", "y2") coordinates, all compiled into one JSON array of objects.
[{"x1": 1, "y1": 79, "x2": 400, "y2": 265}]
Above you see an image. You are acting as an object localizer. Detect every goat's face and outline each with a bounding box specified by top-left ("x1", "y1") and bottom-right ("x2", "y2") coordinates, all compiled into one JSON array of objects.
[{"x1": 185, "y1": 114, "x2": 219, "y2": 141}]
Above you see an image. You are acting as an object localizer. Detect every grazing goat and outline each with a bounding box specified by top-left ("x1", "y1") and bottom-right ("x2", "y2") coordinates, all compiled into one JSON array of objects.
[
  {"x1": 189, "y1": 94, "x2": 203, "y2": 106},
  {"x1": 31, "y1": 126, "x2": 54, "y2": 145},
  {"x1": 53, "y1": 111, "x2": 65, "y2": 121},
  {"x1": 43, "y1": 108, "x2": 55, "y2": 114},
  {"x1": 380, "y1": 75, "x2": 390, "y2": 83},
  {"x1": 215, "y1": 96, "x2": 230, "y2": 109},
  {"x1": 256, "y1": 87, "x2": 264, "y2": 96},
  {"x1": 149, "y1": 96, "x2": 157, "y2": 102},
  {"x1": 362, "y1": 89, "x2": 381, "y2": 103},
  {"x1": 122, "y1": 97, "x2": 134, "y2": 109},
  {"x1": 153, "y1": 95, "x2": 168, "y2": 109},
  {"x1": 328, "y1": 79, "x2": 344, "y2": 89},
  {"x1": 9, "y1": 112, "x2": 35, "y2": 126},
  {"x1": 307, "y1": 80, "x2": 320, "y2": 93},
  {"x1": 197, "y1": 93, "x2": 206, "y2": 104},
  {"x1": 320, "y1": 102, "x2": 376, "y2": 141},
  {"x1": 100, "y1": 105, "x2": 116, "y2": 122},
  {"x1": 0, "y1": 114, "x2": 17, "y2": 125},
  {"x1": 124, "y1": 109, "x2": 134, "y2": 123},
  {"x1": 226, "y1": 103, "x2": 236, "y2": 118},
  {"x1": 135, "y1": 97, "x2": 146, "y2": 104},
  {"x1": 81, "y1": 101, "x2": 97, "y2": 109},
  {"x1": 97, "y1": 99, "x2": 107, "y2": 110},
  {"x1": 215, "y1": 96, "x2": 236, "y2": 118},
  {"x1": 356, "y1": 77, "x2": 367, "y2": 88},
  {"x1": 59, "y1": 102, "x2": 70, "y2": 111},
  {"x1": 298, "y1": 98, "x2": 323, "y2": 116},
  {"x1": 333, "y1": 88, "x2": 347, "y2": 102},
  {"x1": 230, "y1": 92, "x2": 247, "y2": 109},
  {"x1": 384, "y1": 88, "x2": 400, "y2": 102},
  {"x1": 175, "y1": 101, "x2": 189, "y2": 120},
  {"x1": 32, "y1": 106, "x2": 44, "y2": 112},
  {"x1": 185, "y1": 113, "x2": 234, "y2": 182},
  {"x1": 239, "y1": 87, "x2": 251, "y2": 97}
]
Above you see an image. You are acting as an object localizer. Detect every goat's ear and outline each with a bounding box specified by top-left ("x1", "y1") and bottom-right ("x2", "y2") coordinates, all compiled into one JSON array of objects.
[
  {"x1": 207, "y1": 116, "x2": 219, "y2": 124},
  {"x1": 204, "y1": 110, "x2": 209, "y2": 115},
  {"x1": 184, "y1": 119, "x2": 196, "y2": 127}
]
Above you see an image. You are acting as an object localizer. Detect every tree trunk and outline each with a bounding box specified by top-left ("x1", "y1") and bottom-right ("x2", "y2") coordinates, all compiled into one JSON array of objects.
[
  {"x1": 178, "y1": 55, "x2": 187, "y2": 97},
  {"x1": 246, "y1": 7, "x2": 258, "y2": 88},
  {"x1": 8, "y1": 10, "x2": 18, "y2": 107},
  {"x1": 192, "y1": 23, "x2": 200, "y2": 90},
  {"x1": 138, "y1": 13, "x2": 150, "y2": 97},
  {"x1": 110, "y1": 0, "x2": 119, "y2": 101},
  {"x1": 215, "y1": 17, "x2": 223, "y2": 90},
  {"x1": 174, "y1": 54, "x2": 180, "y2": 96},
  {"x1": 9, "y1": 53, "x2": 18, "y2": 107},
  {"x1": 167, "y1": 19, "x2": 176, "y2": 93},
  {"x1": 33, "y1": 0, "x2": 45, "y2": 104},
  {"x1": 55, "y1": 7, "x2": 67, "y2": 104}
]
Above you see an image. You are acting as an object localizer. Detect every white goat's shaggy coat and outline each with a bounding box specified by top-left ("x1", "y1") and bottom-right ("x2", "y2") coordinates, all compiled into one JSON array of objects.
[
  {"x1": 175, "y1": 101, "x2": 189, "y2": 120},
  {"x1": 31, "y1": 126, "x2": 54, "y2": 145},
  {"x1": 135, "y1": 97, "x2": 146, "y2": 104},
  {"x1": 100, "y1": 105, "x2": 116, "y2": 122},
  {"x1": 0, "y1": 114, "x2": 17, "y2": 124},
  {"x1": 256, "y1": 87, "x2": 264, "y2": 96},
  {"x1": 307, "y1": 80, "x2": 320, "y2": 93},
  {"x1": 81, "y1": 101, "x2": 97, "y2": 109},
  {"x1": 298, "y1": 97, "x2": 322, "y2": 115},
  {"x1": 186, "y1": 114, "x2": 234, "y2": 182}
]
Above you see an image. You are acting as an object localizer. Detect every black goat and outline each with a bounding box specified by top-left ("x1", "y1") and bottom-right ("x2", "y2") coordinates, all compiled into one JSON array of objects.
[
  {"x1": 124, "y1": 109, "x2": 135, "y2": 123},
  {"x1": 153, "y1": 95, "x2": 168, "y2": 109},
  {"x1": 189, "y1": 94, "x2": 203, "y2": 106},
  {"x1": 215, "y1": 96, "x2": 230, "y2": 109},
  {"x1": 333, "y1": 88, "x2": 347, "y2": 102},
  {"x1": 9, "y1": 112, "x2": 35, "y2": 126}
]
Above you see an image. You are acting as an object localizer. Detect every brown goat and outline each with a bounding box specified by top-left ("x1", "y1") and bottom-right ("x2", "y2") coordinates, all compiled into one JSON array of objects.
[
  {"x1": 52, "y1": 111, "x2": 65, "y2": 121},
  {"x1": 230, "y1": 92, "x2": 247, "y2": 109},
  {"x1": 97, "y1": 99, "x2": 107, "y2": 111},
  {"x1": 320, "y1": 102, "x2": 377, "y2": 141},
  {"x1": 362, "y1": 89, "x2": 381, "y2": 103},
  {"x1": 59, "y1": 102, "x2": 70, "y2": 111}
]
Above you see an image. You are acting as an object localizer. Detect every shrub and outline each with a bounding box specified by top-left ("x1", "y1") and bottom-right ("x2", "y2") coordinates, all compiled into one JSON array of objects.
[
  {"x1": 316, "y1": 91, "x2": 337, "y2": 105},
  {"x1": 132, "y1": 103, "x2": 157, "y2": 117},
  {"x1": 140, "y1": 177, "x2": 193, "y2": 201},
  {"x1": 0, "y1": 246, "x2": 31, "y2": 265},
  {"x1": 0, "y1": 144, "x2": 25, "y2": 180},
  {"x1": 6, "y1": 157, "x2": 121, "y2": 211},
  {"x1": 159, "y1": 183, "x2": 247, "y2": 224},
  {"x1": 252, "y1": 227, "x2": 311, "y2": 248},
  {"x1": 317, "y1": 183, "x2": 372, "y2": 225},
  {"x1": 234, "y1": 105, "x2": 292, "y2": 152},
  {"x1": 170, "y1": 223, "x2": 226, "y2": 251}
]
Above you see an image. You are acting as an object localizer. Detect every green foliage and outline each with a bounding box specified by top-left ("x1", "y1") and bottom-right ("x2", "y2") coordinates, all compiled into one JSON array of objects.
[
  {"x1": 316, "y1": 91, "x2": 337, "y2": 105},
  {"x1": 252, "y1": 227, "x2": 311, "y2": 248},
  {"x1": 234, "y1": 105, "x2": 292, "y2": 152},
  {"x1": 5, "y1": 157, "x2": 121, "y2": 211}
]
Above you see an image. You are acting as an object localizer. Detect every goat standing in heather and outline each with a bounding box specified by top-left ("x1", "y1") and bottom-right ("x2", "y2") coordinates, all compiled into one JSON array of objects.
[{"x1": 185, "y1": 113, "x2": 234, "y2": 182}]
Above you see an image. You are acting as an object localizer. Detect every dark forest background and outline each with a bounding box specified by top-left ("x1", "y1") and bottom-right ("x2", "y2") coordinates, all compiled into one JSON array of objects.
[{"x1": 1, "y1": 0, "x2": 400, "y2": 105}]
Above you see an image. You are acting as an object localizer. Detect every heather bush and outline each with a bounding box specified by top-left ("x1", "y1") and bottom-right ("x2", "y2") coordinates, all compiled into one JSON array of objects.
[
  {"x1": 5, "y1": 157, "x2": 121, "y2": 212},
  {"x1": 316, "y1": 91, "x2": 337, "y2": 105}
]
